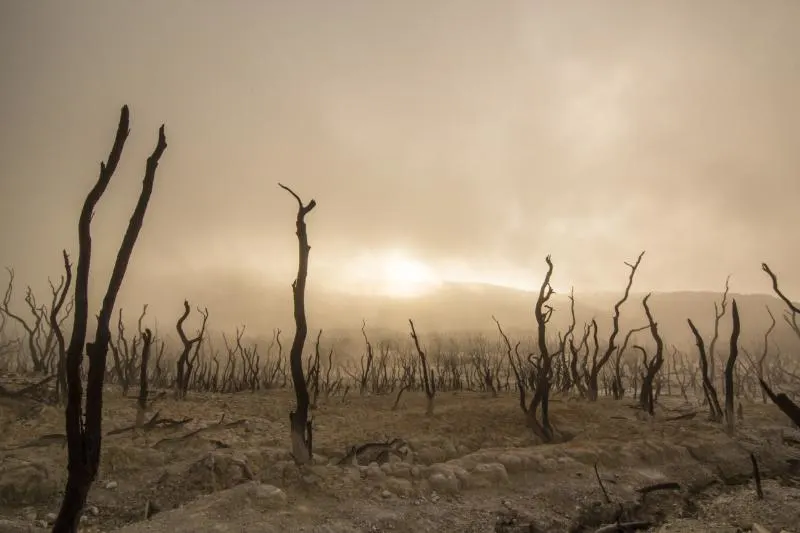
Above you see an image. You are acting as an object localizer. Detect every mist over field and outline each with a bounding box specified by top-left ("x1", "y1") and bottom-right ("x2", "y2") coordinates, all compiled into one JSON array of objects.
[{"x1": 2, "y1": 2, "x2": 800, "y2": 531}]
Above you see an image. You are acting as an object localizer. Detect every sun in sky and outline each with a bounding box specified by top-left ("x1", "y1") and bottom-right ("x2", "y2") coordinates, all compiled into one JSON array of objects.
[
  {"x1": 334, "y1": 248, "x2": 554, "y2": 299},
  {"x1": 337, "y1": 248, "x2": 442, "y2": 298}
]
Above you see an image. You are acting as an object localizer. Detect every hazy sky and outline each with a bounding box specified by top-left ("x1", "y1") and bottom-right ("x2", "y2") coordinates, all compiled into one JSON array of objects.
[{"x1": 1, "y1": 0, "x2": 799, "y2": 305}]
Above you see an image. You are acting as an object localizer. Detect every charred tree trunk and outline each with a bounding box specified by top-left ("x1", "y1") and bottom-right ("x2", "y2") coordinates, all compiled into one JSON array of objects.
[
  {"x1": 136, "y1": 328, "x2": 153, "y2": 427},
  {"x1": 409, "y1": 319, "x2": 436, "y2": 415},
  {"x1": 280, "y1": 183, "x2": 316, "y2": 465},
  {"x1": 49, "y1": 251, "x2": 72, "y2": 404},
  {"x1": 637, "y1": 294, "x2": 664, "y2": 416},
  {"x1": 724, "y1": 299, "x2": 741, "y2": 434},
  {"x1": 528, "y1": 255, "x2": 555, "y2": 440},
  {"x1": 687, "y1": 319, "x2": 723, "y2": 422},
  {"x1": 53, "y1": 106, "x2": 167, "y2": 532},
  {"x1": 587, "y1": 252, "x2": 644, "y2": 401},
  {"x1": 174, "y1": 301, "x2": 207, "y2": 400}
]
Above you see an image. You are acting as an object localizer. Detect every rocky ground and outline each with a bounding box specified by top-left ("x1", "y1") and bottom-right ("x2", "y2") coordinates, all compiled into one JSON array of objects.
[{"x1": 1, "y1": 386, "x2": 800, "y2": 532}]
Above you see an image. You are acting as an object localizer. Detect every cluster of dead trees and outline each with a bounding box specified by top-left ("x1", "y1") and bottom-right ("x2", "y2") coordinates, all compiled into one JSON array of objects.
[{"x1": 1, "y1": 106, "x2": 799, "y2": 531}]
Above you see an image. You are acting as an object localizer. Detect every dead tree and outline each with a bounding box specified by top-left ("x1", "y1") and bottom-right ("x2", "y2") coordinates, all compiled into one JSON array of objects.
[
  {"x1": 174, "y1": 301, "x2": 208, "y2": 400},
  {"x1": 687, "y1": 318, "x2": 723, "y2": 421},
  {"x1": 756, "y1": 306, "x2": 776, "y2": 403},
  {"x1": 409, "y1": 319, "x2": 435, "y2": 415},
  {"x1": 612, "y1": 323, "x2": 649, "y2": 400},
  {"x1": 762, "y1": 263, "x2": 800, "y2": 341},
  {"x1": 359, "y1": 320, "x2": 374, "y2": 395},
  {"x1": 136, "y1": 328, "x2": 153, "y2": 427},
  {"x1": 53, "y1": 105, "x2": 167, "y2": 532},
  {"x1": 309, "y1": 329, "x2": 322, "y2": 408},
  {"x1": 527, "y1": 255, "x2": 556, "y2": 439},
  {"x1": 638, "y1": 294, "x2": 664, "y2": 415},
  {"x1": 758, "y1": 263, "x2": 800, "y2": 426},
  {"x1": 708, "y1": 276, "x2": 730, "y2": 387},
  {"x1": 494, "y1": 316, "x2": 527, "y2": 412},
  {"x1": 49, "y1": 252, "x2": 73, "y2": 403},
  {"x1": 586, "y1": 251, "x2": 645, "y2": 400},
  {"x1": 724, "y1": 299, "x2": 741, "y2": 433},
  {"x1": 2, "y1": 270, "x2": 47, "y2": 373},
  {"x1": 280, "y1": 183, "x2": 316, "y2": 465}
]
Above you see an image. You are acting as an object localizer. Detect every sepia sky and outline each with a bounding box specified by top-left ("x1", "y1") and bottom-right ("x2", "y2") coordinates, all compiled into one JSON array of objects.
[{"x1": 1, "y1": 0, "x2": 799, "y2": 306}]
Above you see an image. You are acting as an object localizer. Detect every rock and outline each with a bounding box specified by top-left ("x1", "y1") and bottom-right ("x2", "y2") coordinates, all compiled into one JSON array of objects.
[
  {"x1": 427, "y1": 472, "x2": 459, "y2": 494},
  {"x1": 381, "y1": 490, "x2": 392, "y2": 498},
  {"x1": 497, "y1": 453, "x2": 524, "y2": 474},
  {"x1": 386, "y1": 462, "x2": 412, "y2": 479},
  {"x1": 246, "y1": 482, "x2": 287, "y2": 509},
  {"x1": 0, "y1": 519, "x2": 38, "y2": 533},
  {"x1": 472, "y1": 463, "x2": 509, "y2": 486},
  {"x1": 0, "y1": 463, "x2": 58, "y2": 506},
  {"x1": 104, "y1": 480, "x2": 118, "y2": 490},
  {"x1": 44, "y1": 513, "x2": 56, "y2": 524},
  {"x1": 87, "y1": 505, "x2": 100, "y2": 516},
  {"x1": 383, "y1": 477, "x2": 414, "y2": 497},
  {"x1": 365, "y1": 464, "x2": 385, "y2": 481}
]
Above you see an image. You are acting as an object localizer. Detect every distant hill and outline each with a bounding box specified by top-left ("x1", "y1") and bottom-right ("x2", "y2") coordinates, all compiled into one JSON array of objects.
[{"x1": 112, "y1": 271, "x2": 800, "y2": 355}]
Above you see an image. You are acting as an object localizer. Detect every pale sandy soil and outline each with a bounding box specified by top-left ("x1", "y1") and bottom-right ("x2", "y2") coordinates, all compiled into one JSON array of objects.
[{"x1": 2, "y1": 386, "x2": 800, "y2": 532}]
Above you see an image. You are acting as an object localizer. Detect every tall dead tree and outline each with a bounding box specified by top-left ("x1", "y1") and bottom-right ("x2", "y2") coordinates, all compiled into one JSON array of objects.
[
  {"x1": 409, "y1": 319, "x2": 436, "y2": 415},
  {"x1": 638, "y1": 294, "x2": 664, "y2": 415},
  {"x1": 612, "y1": 323, "x2": 648, "y2": 400},
  {"x1": 279, "y1": 183, "x2": 316, "y2": 465},
  {"x1": 49, "y1": 251, "x2": 73, "y2": 403},
  {"x1": 724, "y1": 299, "x2": 741, "y2": 434},
  {"x1": 174, "y1": 301, "x2": 208, "y2": 400},
  {"x1": 136, "y1": 328, "x2": 153, "y2": 427},
  {"x1": 708, "y1": 276, "x2": 730, "y2": 387},
  {"x1": 53, "y1": 106, "x2": 167, "y2": 532},
  {"x1": 359, "y1": 320, "x2": 374, "y2": 395},
  {"x1": 762, "y1": 263, "x2": 800, "y2": 341},
  {"x1": 756, "y1": 306, "x2": 776, "y2": 403},
  {"x1": 687, "y1": 318, "x2": 723, "y2": 421},
  {"x1": 758, "y1": 263, "x2": 800, "y2": 426},
  {"x1": 527, "y1": 255, "x2": 556, "y2": 439},
  {"x1": 586, "y1": 251, "x2": 645, "y2": 400}
]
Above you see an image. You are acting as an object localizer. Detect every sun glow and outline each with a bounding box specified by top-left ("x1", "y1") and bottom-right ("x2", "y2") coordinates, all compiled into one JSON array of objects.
[
  {"x1": 339, "y1": 249, "x2": 442, "y2": 298},
  {"x1": 334, "y1": 249, "x2": 562, "y2": 299}
]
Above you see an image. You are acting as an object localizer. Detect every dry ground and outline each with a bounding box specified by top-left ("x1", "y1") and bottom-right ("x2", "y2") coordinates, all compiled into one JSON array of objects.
[{"x1": 2, "y1": 385, "x2": 800, "y2": 532}]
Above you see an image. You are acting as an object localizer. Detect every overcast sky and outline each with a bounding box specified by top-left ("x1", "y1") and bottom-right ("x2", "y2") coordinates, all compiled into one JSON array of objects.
[{"x1": 1, "y1": 0, "x2": 798, "y2": 306}]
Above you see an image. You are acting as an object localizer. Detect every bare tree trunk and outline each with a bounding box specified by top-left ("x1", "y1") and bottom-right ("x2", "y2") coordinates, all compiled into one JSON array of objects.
[
  {"x1": 587, "y1": 252, "x2": 644, "y2": 401},
  {"x1": 687, "y1": 319, "x2": 723, "y2": 422},
  {"x1": 54, "y1": 106, "x2": 167, "y2": 532},
  {"x1": 136, "y1": 329, "x2": 153, "y2": 427},
  {"x1": 724, "y1": 300, "x2": 741, "y2": 434},
  {"x1": 280, "y1": 183, "x2": 316, "y2": 465}
]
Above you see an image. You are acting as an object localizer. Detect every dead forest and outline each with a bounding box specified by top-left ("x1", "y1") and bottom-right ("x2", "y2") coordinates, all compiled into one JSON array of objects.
[{"x1": 1, "y1": 107, "x2": 800, "y2": 533}]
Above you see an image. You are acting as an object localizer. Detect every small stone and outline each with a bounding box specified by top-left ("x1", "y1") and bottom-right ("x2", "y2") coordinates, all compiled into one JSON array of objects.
[
  {"x1": 87, "y1": 505, "x2": 100, "y2": 516},
  {"x1": 384, "y1": 476, "x2": 414, "y2": 497},
  {"x1": 45, "y1": 512, "x2": 57, "y2": 524},
  {"x1": 22, "y1": 509, "x2": 37, "y2": 522},
  {"x1": 381, "y1": 490, "x2": 392, "y2": 498},
  {"x1": 366, "y1": 464, "x2": 385, "y2": 481},
  {"x1": 247, "y1": 482, "x2": 288, "y2": 509},
  {"x1": 428, "y1": 472, "x2": 459, "y2": 494},
  {"x1": 104, "y1": 480, "x2": 118, "y2": 490}
]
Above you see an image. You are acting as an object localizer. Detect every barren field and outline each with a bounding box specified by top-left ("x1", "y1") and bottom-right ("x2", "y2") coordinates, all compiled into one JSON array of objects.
[{"x1": 2, "y1": 386, "x2": 800, "y2": 533}]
